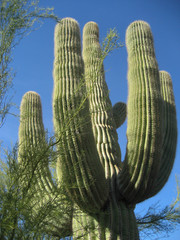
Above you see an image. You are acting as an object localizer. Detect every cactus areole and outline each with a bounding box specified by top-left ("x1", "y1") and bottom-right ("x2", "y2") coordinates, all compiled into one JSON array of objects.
[{"x1": 18, "y1": 18, "x2": 177, "y2": 240}]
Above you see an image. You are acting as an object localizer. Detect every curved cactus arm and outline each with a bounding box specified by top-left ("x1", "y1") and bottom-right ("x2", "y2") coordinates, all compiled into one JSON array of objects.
[
  {"x1": 82, "y1": 21, "x2": 122, "y2": 181},
  {"x1": 118, "y1": 21, "x2": 163, "y2": 203},
  {"x1": 18, "y1": 91, "x2": 72, "y2": 237},
  {"x1": 149, "y1": 71, "x2": 177, "y2": 197},
  {"x1": 53, "y1": 18, "x2": 108, "y2": 212},
  {"x1": 112, "y1": 102, "x2": 127, "y2": 129}
]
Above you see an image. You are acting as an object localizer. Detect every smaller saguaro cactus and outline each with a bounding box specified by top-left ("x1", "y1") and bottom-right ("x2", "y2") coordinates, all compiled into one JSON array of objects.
[{"x1": 18, "y1": 18, "x2": 177, "y2": 240}]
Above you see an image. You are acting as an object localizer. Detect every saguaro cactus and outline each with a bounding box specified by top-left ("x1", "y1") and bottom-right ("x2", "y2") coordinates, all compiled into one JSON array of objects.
[{"x1": 18, "y1": 18, "x2": 177, "y2": 240}]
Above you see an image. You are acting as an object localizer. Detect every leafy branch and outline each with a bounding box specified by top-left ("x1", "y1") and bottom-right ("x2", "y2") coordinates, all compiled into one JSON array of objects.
[
  {"x1": 136, "y1": 178, "x2": 180, "y2": 239},
  {"x1": 0, "y1": 0, "x2": 60, "y2": 127}
]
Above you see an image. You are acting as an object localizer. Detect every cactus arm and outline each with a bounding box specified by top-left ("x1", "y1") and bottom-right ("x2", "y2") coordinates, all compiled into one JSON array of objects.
[
  {"x1": 18, "y1": 91, "x2": 45, "y2": 149},
  {"x1": 82, "y1": 21, "x2": 122, "y2": 181},
  {"x1": 53, "y1": 18, "x2": 109, "y2": 212},
  {"x1": 18, "y1": 91, "x2": 53, "y2": 192},
  {"x1": 18, "y1": 91, "x2": 72, "y2": 238},
  {"x1": 112, "y1": 102, "x2": 127, "y2": 129},
  {"x1": 149, "y1": 71, "x2": 177, "y2": 197},
  {"x1": 118, "y1": 21, "x2": 163, "y2": 203}
]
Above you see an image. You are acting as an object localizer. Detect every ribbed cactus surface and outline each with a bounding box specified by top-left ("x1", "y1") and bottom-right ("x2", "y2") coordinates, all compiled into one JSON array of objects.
[
  {"x1": 118, "y1": 21, "x2": 163, "y2": 203},
  {"x1": 82, "y1": 21, "x2": 122, "y2": 180},
  {"x1": 18, "y1": 18, "x2": 177, "y2": 240},
  {"x1": 53, "y1": 18, "x2": 108, "y2": 212},
  {"x1": 151, "y1": 70, "x2": 177, "y2": 196},
  {"x1": 18, "y1": 91, "x2": 72, "y2": 238}
]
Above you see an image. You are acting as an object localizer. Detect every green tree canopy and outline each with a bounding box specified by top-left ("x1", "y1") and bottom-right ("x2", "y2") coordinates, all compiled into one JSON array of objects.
[{"x1": 0, "y1": 0, "x2": 59, "y2": 126}]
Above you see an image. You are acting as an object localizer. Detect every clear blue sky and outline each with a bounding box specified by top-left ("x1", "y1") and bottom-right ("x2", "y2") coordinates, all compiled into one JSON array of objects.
[{"x1": 1, "y1": 0, "x2": 180, "y2": 239}]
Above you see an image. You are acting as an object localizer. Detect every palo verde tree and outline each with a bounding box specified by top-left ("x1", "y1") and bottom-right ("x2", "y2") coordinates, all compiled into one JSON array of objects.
[
  {"x1": 17, "y1": 18, "x2": 177, "y2": 240},
  {"x1": 0, "y1": 0, "x2": 59, "y2": 127}
]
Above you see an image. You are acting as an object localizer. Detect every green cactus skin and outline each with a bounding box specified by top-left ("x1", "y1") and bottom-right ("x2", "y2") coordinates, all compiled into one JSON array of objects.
[
  {"x1": 18, "y1": 91, "x2": 72, "y2": 238},
  {"x1": 18, "y1": 91, "x2": 52, "y2": 193},
  {"x1": 53, "y1": 18, "x2": 108, "y2": 212},
  {"x1": 118, "y1": 21, "x2": 163, "y2": 203},
  {"x1": 82, "y1": 22, "x2": 122, "y2": 181},
  {"x1": 73, "y1": 200, "x2": 138, "y2": 240},
  {"x1": 18, "y1": 18, "x2": 177, "y2": 240},
  {"x1": 81, "y1": 22, "x2": 139, "y2": 239},
  {"x1": 150, "y1": 70, "x2": 177, "y2": 196},
  {"x1": 18, "y1": 91, "x2": 45, "y2": 150},
  {"x1": 112, "y1": 102, "x2": 127, "y2": 129}
]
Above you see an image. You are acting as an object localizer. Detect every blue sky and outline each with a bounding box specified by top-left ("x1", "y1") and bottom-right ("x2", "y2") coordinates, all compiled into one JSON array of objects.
[{"x1": 1, "y1": 0, "x2": 180, "y2": 239}]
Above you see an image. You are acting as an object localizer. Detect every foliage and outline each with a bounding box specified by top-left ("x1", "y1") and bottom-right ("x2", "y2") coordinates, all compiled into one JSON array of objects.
[
  {"x1": 1, "y1": 144, "x2": 180, "y2": 240},
  {"x1": 0, "y1": 0, "x2": 60, "y2": 126},
  {"x1": 136, "y1": 179, "x2": 180, "y2": 239},
  {"x1": 0, "y1": 142, "x2": 72, "y2": 240},
  {"x1": 101, "y1": 28, "x2": 123, "y2": 58}
]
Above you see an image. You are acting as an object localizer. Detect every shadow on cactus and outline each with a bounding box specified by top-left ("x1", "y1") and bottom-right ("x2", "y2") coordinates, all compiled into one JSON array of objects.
[{"x1": 18, "y1": 18, "x2": 177, "y2": 239}]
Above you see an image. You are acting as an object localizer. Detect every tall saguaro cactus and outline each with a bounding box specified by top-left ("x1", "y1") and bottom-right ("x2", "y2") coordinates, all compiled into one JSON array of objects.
[{"x1": 18, "y1": 18, "x2": 177, "y2": 240}]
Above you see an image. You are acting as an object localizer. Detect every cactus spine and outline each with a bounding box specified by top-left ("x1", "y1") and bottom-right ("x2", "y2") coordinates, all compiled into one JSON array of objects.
[{"x1": 18, "y1": 18, "x2": 177, "y2": 240}]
